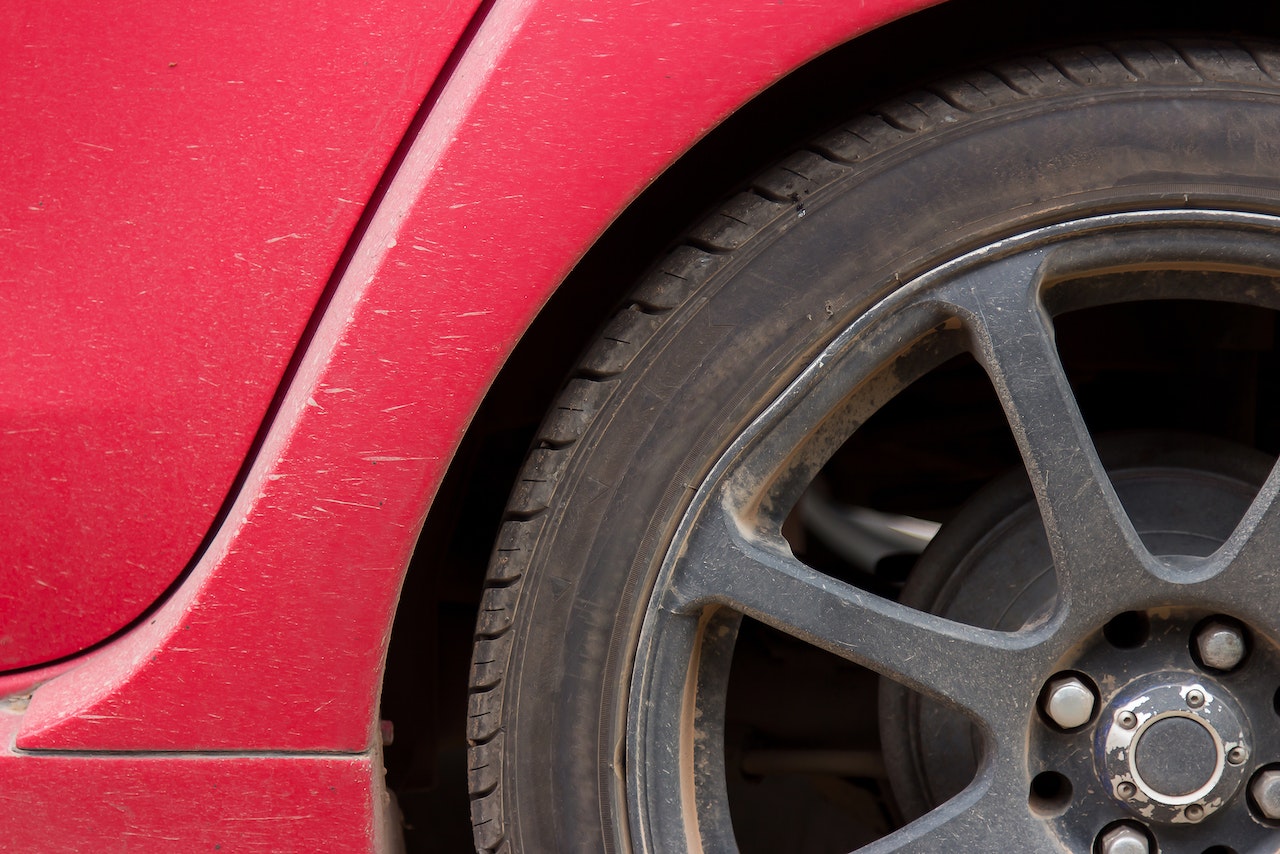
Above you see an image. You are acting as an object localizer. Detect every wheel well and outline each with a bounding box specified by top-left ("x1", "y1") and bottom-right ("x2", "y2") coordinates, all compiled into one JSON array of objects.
[{"x1": 380, "y1": 0, "x2": 1280, "y2": 848}]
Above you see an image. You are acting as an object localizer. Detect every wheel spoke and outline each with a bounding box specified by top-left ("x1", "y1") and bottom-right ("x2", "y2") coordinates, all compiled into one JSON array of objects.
[
  {"x1": 665, "y1": 504, "x2": 1045, "y2": 726},
  {"x1": 932, "y1": 253, "x2": 1154, "y2": 607},
  {"x1": 1202, "y1": 461, "x2": 1280, "y2": 613},
  {"x1": 858, "y1": 773, "x2": 1052, "y2": 854}
]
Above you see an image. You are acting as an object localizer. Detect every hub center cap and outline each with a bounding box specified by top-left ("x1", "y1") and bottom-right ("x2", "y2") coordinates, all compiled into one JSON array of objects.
[
  {"x1": 1133, "y1": 714, "x2": 1219, "y2": 798},
  {"x1": 1099, "y1": 678, "x2": 1250, "y2": 823}
]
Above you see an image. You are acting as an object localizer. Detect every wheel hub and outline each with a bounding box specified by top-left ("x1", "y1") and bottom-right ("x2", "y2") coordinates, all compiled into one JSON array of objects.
[
  {"x1": 1099, "y1": 677, "x2": 1250, "y2": 822},
  {"x1": 877, "y1": 429, "x2": 1280, "y2": 851},
  {"x1": 880, "y1": 433, "x2": 1273, "y2": 820}
]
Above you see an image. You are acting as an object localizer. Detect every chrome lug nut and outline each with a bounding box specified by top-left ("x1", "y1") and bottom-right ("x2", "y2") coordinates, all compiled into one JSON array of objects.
[
  {"x1": 1043, "y1": 674, "x2": 1095, "y2": 730},
  {"x1": 1098, "y1": 824, "x2": 1149, "y2": 854},
  {"x1": 1196, "y1": 620, "x2": 1247, "y2": 671},
  {"x1": 1252, "y1": 769, "x2": 1280, "y2": 820}
]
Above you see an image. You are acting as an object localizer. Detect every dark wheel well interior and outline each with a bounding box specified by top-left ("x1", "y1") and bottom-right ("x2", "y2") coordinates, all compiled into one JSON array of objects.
[{"x1": 379, "y1": 0, "x2": 1280, "y2": 849}]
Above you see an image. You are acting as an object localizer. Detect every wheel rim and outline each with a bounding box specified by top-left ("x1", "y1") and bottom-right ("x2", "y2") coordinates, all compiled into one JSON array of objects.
[{"x1": 627, "y1": 210, "x2": 1280, "y2": 852}]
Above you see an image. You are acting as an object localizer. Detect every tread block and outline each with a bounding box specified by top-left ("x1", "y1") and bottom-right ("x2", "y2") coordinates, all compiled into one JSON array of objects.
[
  {"x1": 990, "y1": 57, "x2": 1076, "y2": 97},
  {"x1": 1179, "y1": 42, "x2": 1272, "y2": 84},
  {"x1": 475, "y1": 584, "x2": 519, "y2": 637},
  {"x1": 753, "y1": 150, "x2": 850, "y2": 202},
  {"x1": 489, "y1": 518, "x2": 543, "y2": 583},
  {"x1": 1043, "y1": 45, "x2": 1140, "y2": 86},
  {"x1": 811, "y1": 113, "x2": 908, "y2": 163},
  {"x1": 469, "y1": 634, "x2": 512, "y2": 696},
  {"x1": 687, "y1": 192, "x2": 787, "y2": 251},
  {"x1": 580, "y1": 307, "x2": 665, "y2": 376},
  {"x1": 542, "y1": 378, "x2": 618, "y2": 446},
  {"x1": 932, "y1": 70, "x2": 1022, "y2": 112},
  {"x1": 1115, "y1": 40, "x2": 1206, "y2": 84},
  {"x1": 633, "y1": 245, "x2": 724, "y2": 310}
]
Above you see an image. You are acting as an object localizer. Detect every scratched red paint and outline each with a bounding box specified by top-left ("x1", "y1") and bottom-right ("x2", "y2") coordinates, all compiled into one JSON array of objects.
[
  {"x1": 0, "y1": 706, "x2": 384, "y2": 852},
  {"x1": 0, "y1": 0, "x2": 482, "y2": 668},
  {"x1": 3, "y1": 0, "x2": 940, "y2": 849}
]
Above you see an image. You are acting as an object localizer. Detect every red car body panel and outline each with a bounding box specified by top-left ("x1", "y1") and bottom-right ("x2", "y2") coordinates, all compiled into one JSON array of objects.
[
  {"x1": 0, "y1": 711, "x2": 388, "y2": 853},
  {"x1": 1, "y1": 0, "x2": 484, "y2": 669},
  {"x1": 2, "y1": 0, "x2": 936, "y2": 847}
]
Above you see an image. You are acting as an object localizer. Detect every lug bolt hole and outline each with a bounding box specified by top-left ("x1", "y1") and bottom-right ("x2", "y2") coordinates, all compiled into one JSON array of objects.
[
  {"x1": 1104, "y1": 611, "x2": 1151, "y2": 649},
  {"x1": 1029, "y1": 771, "x2": 1072, "y2": 817}
]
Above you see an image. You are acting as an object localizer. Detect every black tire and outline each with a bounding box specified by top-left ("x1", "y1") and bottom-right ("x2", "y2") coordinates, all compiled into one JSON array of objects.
[{"x1": 469, "y1": 41, "x2": 1280, "y2": 853}]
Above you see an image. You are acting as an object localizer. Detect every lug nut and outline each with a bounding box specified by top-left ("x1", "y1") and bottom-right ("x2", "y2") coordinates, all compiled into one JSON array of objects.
[
  {"x1": 1043, "y1": 674, "x2": 1095, "y2": 730},
  {"x1": 1252, "y1": 769, "x2": 1280, "y2": 820},
  {"x1": 1196, "y1": 620, "x2": 1247, "y2": 671},
  {"x1": 1098, "y1": 823, "x2": 1149, "y2": 854}
]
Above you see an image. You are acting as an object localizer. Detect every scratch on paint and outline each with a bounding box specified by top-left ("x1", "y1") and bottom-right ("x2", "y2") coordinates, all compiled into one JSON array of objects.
[
  {"x1": 448, "y1": 193, "x2": 524, "y2": 210},
  {"x1": 316, "y1": 498, "x2": 380, "y2": 509}
]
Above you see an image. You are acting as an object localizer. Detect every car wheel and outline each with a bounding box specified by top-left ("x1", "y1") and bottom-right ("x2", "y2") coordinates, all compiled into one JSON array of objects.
[{"x1": 469, "y1": 40, "x2": 1280, "y2": 852}]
